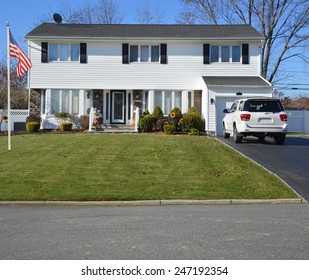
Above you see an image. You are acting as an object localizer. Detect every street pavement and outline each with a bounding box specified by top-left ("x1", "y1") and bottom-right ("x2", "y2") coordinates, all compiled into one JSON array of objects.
[
  {"x1": 0, "y1": 204, "x2": 308, "y2": 260},
  {"x1": 218, "y1": 136, "x2": 309, "y2": 201}
]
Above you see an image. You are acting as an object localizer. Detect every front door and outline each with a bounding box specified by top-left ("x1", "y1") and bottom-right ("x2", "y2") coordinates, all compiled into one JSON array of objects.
[{"x1": 111, "y1": 91, "x2": 126, "y2": 123}]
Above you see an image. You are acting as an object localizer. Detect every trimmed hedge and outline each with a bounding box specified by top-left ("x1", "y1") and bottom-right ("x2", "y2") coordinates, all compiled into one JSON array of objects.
[
  {"x1": 60, "y1": 122, "x2": 73, "y2": 131},
  {"x1": 26, "y1": 122, "x2": 40, "y2": 132}
]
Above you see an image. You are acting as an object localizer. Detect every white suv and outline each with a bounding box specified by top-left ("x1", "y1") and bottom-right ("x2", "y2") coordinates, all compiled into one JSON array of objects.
[{"x1": 222, "y1": 98, "x2": 288, "y2": 144}]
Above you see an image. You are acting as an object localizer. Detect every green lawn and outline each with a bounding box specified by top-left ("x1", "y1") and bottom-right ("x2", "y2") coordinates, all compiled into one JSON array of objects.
[{"x1": 0, "y1": 133, "x2": 297, "y2": 201}]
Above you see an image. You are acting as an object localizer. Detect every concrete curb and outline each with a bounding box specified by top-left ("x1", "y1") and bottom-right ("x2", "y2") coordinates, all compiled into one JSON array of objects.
[{"x1": 0, "y1": 198, "x2": 304, "y2": 207}]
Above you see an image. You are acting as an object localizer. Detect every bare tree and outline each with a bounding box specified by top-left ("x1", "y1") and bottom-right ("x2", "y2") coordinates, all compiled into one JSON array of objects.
[
  {"x1": 177, "y1": 0, "x2": 309, "y2": 84},
  {"x1": 96, "y1": 0, "x2": 123, "y2": 24},
  {"x1": 136, "y1": 0, "x2": 166, "y2": 24},
  {"x1": 0, "y1": 57, "x2": 28, "y2": 109},
  {"x1": 35, "y1": 0, "x2": 123, "y2": 24}
]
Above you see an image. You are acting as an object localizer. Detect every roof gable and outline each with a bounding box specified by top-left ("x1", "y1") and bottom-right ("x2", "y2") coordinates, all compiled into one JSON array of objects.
[{"x1": 26, "y1": 23, "x2": 263, "y2": 40}]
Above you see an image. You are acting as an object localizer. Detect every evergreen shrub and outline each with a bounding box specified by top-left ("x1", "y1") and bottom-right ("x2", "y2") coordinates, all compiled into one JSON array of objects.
[{"x1": 26, "y1": 122, "x2": 40, "y2": 132}]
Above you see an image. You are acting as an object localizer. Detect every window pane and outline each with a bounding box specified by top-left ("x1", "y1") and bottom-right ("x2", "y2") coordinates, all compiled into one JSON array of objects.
[
  {"x1": 130, "y1": 45, "x2": 138, "y2": 62},
  {"x1": 154, "y1": 91, "x2": 162, "y2": 108},
  {"x1": 175, "y1": 91, "x2": 182, "y2": 109},
  {"x1": 60, "y1": 44, "x2": 69, "y2": 61},
  {"x1": 71, "y1": 44, "x2": 80, "y2": 61},
  {"x1": 72, "y1": 90, "x2": 79, "y2": 114},
  {"x1": 141, "y1": 46, "x2": 149, "y2": 62},
  {"x1": 232, "y1": 46, "x2": 240, "y2": 62},
  {"x1": 51, "y1": 90, "x2": 60, "y2": 114},
  {"x1": 221, "y1": 46, "x2": 230, "y2": 62},
  {"x1": 62, "y1": 90, "x2": 70, "y2": 112},
  {"x1": 211, "y1": 46, "x2": 219, "y2": 62},
  {"x1": 151, "y1": 46, "x2": 159, "y2": 62},
  {"x1": 49, "y1": 44, "x2": 58, "y2": 62},
  {"x1": 164, "y1": 91, "x2": 172, "y2": 114}
]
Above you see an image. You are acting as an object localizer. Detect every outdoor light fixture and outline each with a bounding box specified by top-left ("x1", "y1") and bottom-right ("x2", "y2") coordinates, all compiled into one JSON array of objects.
[
  {"x1": 210, "y1": 98, "x2": 214, "y2": 105},
  {"x1": 236, "y1": 92, "x2": 243, "y2": 96}
]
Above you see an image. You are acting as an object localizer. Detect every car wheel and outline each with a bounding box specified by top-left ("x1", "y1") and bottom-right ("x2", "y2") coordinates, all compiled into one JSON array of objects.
[
  {"x1": 223, "y1": 124, "x2": 230, "y2": 138},
  {"x1": 274, "y1": 134, "x2": 286, "y2": 145},
  {"x1": 233, "y1": 125, "x2": 243, "y2": 143}
]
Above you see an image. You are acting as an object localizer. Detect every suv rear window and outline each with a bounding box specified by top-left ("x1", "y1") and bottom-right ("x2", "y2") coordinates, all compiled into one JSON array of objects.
[{"x1": 244, "y1": 100, "x2": 283, "y2": 113}]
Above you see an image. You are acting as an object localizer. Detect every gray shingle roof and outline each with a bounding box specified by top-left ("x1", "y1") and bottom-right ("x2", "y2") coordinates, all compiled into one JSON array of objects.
[
  {"x1": 203, "y1": 76, "x2": 271, "y2": 87},
  {"x1": 26, "y1": 23, "x2": 262, "y2": 40}
]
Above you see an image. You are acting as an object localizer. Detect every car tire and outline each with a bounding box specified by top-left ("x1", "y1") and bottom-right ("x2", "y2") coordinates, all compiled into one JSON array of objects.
[
  {"x1": 274, "y1": 134, "x2": 286, "y2": 145},
  {"x1": 233, "y1": 125, "x2": 243, "y2": 143},
  {"x1": 223, "y1": 124, "x2": 230, "y2": 138}
]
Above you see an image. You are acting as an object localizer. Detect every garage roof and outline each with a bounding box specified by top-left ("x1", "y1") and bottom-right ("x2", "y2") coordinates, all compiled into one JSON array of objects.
[{"x1": 203, "y1": 76, "x2": 271, "y2": 87}]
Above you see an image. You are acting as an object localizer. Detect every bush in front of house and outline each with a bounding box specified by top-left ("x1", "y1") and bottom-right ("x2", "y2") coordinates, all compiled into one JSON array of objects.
[
  {"x1": 181, "y1": 108, "x2": 203, "y2": 132},
  {"x1": 163, "y1": 124, "x2": 176, "y2": 134},
  {"x1": 139, "y1": 114, "x2": 156, "y2": 132},
  {"x1": 167, "y1": 107, "x2": 182, "y2": 131},
  {"x1": 152, "y1": 106, "x2": 163, "y2": 121},
  {"x1": 60, "y1": 121, "x2": 73, "y2": 131},
  {"x1": 26, "y1": 122, "x2": 40, "y2": 132}
]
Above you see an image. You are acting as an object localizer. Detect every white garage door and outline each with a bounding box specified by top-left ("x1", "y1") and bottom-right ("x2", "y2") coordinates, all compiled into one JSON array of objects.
[{"x1": 215, "y1": 97, "x2": 240, "y2": 136}]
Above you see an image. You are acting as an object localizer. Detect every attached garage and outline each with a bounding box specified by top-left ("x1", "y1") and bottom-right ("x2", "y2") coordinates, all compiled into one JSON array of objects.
[{"x1": 202, "y1": 76, "x2": 273, "y2": 136}]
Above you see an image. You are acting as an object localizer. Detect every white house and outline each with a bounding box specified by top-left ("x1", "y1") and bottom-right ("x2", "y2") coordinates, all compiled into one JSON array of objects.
[{"x1": 25, "y1": 23, "x2": 272, "y2": 135}]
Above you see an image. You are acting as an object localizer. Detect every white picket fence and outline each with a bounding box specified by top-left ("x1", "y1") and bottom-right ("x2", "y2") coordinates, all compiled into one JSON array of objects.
[{"x1": 0, "y1": 109, "x2": 29, "y2": 131}]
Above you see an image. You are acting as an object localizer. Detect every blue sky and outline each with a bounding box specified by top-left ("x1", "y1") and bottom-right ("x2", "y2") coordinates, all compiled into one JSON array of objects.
[{"x1": 1, "y1": 0, "x2": 308, "y2": 97}]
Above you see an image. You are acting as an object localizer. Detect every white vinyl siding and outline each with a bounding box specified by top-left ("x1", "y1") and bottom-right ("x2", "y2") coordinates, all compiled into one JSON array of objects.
[{"x1": 28, "y1": 40, "x2": 261, "y2": 90}]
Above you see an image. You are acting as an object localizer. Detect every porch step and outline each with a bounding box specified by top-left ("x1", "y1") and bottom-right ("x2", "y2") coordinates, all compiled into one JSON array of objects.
[{"x1": 90, "y1": 124, "x2": 138, "y2": 134}]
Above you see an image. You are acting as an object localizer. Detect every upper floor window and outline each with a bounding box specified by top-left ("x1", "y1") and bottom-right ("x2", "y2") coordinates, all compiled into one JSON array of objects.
[
  {"x1": 130, "y1": 45, "x2": 160, "y2": 63},
  {"x1": 49, "y1": 43, "x2": 80, "y2": 62},
  {"x1": 210, "y1": 45, "x2": 241, "y2": 63}
]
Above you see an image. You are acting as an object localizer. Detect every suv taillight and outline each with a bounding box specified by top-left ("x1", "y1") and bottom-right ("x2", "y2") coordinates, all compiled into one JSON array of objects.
[
  {"x1": 280, "y1": 114, "x2": 288, "y2": 122},
  {"x1": 240, "y1": 114, "x2": 251, "y2": 121}
]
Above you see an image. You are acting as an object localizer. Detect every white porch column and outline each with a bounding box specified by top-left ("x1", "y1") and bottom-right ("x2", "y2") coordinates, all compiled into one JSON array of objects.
[
  {"x1": 181, "y1": 90, "x2": 189, "y2": 113},
  {"x1": 148, "y1": 90, "x2": 154, "y2": 113}
]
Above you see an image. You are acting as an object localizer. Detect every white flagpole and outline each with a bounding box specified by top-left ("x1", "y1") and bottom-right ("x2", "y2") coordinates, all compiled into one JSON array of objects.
[{"x1": 6, "y1": 22, "x2": 11, "y2": 151}]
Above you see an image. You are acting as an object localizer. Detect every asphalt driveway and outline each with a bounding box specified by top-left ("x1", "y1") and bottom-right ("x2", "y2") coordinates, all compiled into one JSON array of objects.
[{"x1": 218, "y1": 136, "x2": 309, "y2": 201}]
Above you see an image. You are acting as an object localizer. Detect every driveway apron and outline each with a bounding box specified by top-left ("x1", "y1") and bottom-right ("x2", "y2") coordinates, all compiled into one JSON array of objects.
[{"x1": 218, "y1": 136, "x2": 309, "y2": 201}]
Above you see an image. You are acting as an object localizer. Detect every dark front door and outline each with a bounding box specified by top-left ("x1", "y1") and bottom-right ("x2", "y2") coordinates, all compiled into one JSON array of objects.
[{"x1": 111, "y1": 91, "x2": 126, "y2": 123}]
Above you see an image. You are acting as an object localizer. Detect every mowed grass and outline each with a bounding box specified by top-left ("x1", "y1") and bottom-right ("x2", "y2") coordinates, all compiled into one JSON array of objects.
[{"x1": 0, "y1": 133, "x2": 297, "y2": 201}]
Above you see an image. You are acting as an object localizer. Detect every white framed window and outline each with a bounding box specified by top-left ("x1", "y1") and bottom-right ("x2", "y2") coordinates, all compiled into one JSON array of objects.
[
  {"x1": 210, "y1": 45, "x2": 241, "y2": 63},
  {"x1": 50, "y1": 89, "x2": 80, "y2": 115},
  {"x1": 130, "y1": 45, "x2": 138, "y2": 62},
  {"x1": 152, "y1": 90, "x2": 186, "y2": 115},
  {"x1": 211, "y1": 46, "x2": 219, "y2": 62},
  {"x1": 129, "y1": 45, "x2": 160, "y2": 63},
  {"x1": 49, "y1": 43, "x2": 80, "y2": 62},
  {"x1": 151, "y1": 46, "x2": 160, "y2": 62},
  {"x1": 232, "y1": 46, "x2": 241, "y2": 62},
  {"x1": 141, "y1": 46, "x2": 149, "y2": 62},
  {"x1": 221, "y1": 46, "x2": 230, "y2": 62}
]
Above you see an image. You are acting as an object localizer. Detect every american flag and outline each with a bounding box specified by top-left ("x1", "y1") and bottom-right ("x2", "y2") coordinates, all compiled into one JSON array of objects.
[{"x1": 9, "y1": 31, "x2": 32, "y2": 77}]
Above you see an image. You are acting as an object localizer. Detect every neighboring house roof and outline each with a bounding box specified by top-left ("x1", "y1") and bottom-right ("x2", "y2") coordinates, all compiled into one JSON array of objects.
[
  {"x1": 203, "y1": 76, "x2": 271, "y2": 87},
  {"x1": 25, "y1": 23, "x2": 263, "y2": 40}
]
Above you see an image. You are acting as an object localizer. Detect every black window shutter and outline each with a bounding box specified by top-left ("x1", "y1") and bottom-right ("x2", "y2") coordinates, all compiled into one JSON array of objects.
[
  {"x1": 41, "y1": 42, "x2": 48, "y2": 63},
  {"x1": 160, "y1": 44, "x2": 167, "y2": 64},
  {"x1": 80, "y1": 43, "x2": 87, "y2": 63},
  {"x1": 242, "y1": 44, "x2": 249, "y2": 64},
  {"x1": 203, "y1": 44, "x2": 210, "y2": 64},
  {"x1": 122, "y1": 44, "x2": 129, "y2": 64}
]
